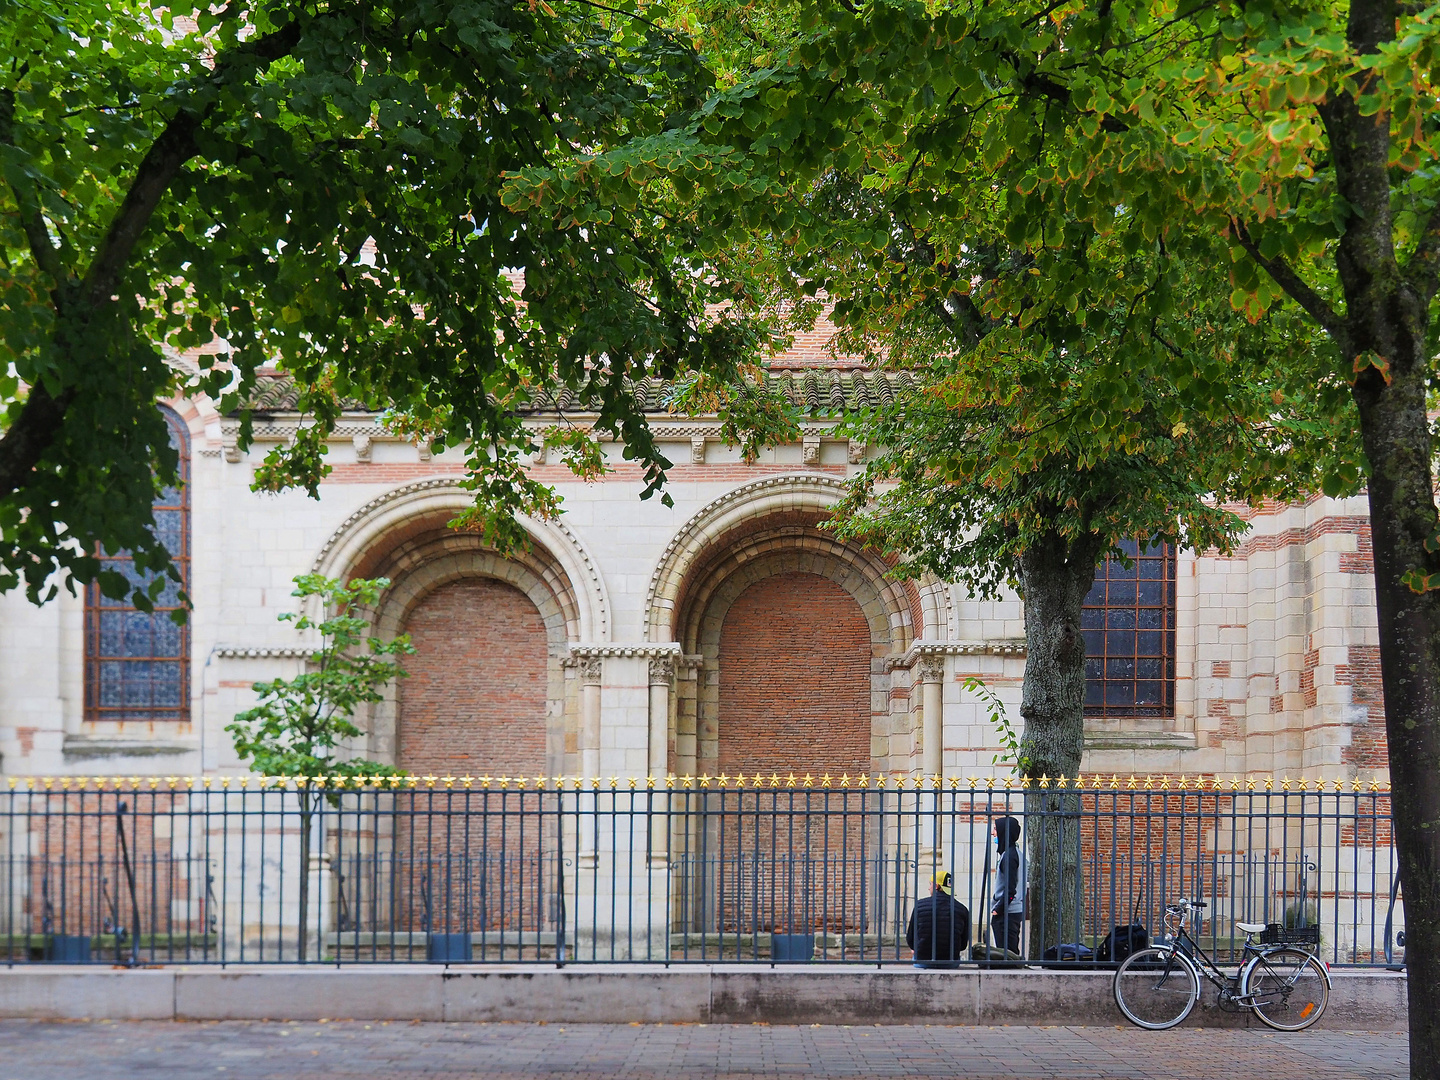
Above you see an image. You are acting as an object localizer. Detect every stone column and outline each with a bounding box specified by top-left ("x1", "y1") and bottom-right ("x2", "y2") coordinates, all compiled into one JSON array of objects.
[
  {"x1": 647, "y1": 655, "x2": 675, "y2": 872},
  {"x1": 579, "y1": 656, "x2": 603, "y2": 780},
  {"x1": 577, "y1": 655, "x2": 603, "y2": 872},
  {"x1": 648, "y1": 655, "x2": 674, "y2": 780},
  {"x1": 917, "y1": 654, "x2": 948, "y2": 887},
  {"x1": 919, "y1": 654, "x2": 946, "y2": 777}
]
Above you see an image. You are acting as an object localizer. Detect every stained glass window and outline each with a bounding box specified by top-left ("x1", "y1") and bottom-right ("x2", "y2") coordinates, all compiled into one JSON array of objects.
[
  {"x1": 1082, "y1": 539, "x2": 1176, "y2": 719},
  {"x1": 84, "y1": 407, "x2": 190, "y2": 721}
]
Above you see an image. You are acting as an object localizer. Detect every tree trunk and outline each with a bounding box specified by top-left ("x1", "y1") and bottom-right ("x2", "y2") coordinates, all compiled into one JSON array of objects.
[
  {"x1": 1017, "y1": 529, "x2": 1104, "y2": 959},
  {"x1": 1353, "y1": 365, "x2": 1440, "y2": 1080},
  {"x1": 1339, "y1": 259, "x2": 1440, "y2": 1080},
  {"x1": 1308, "y1": 0, "x2": 1440, "y2": 1066},
  {"x1": 297, "y1": 792, "x2": 314, "y2": 964}
]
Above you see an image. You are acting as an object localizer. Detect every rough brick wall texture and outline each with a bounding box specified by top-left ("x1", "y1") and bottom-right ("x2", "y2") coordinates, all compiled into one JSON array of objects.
[
  {"x1": 1342, "y1": 645, "x2": 1387, "y2": 770},
  {"x1": 394, "y1": 578, "x2": 552, "y2": 934},
  {"x1": 716, "y1": 571, "x2": 872, "y2": 775},
  {"x1": 714, "y1": 572, "x2": 872, "y2": 932},
  {"x1": 398, "y1": 577, "x2": 548, "y2": 775}
]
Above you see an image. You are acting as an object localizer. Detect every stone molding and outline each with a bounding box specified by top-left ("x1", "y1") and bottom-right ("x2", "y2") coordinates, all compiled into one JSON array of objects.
[
  {"x1": 644, "y1": 474, "x2": 853, "y2": 642},
  {"x1": 568, "y1": 643, "x2": 682, "y2": 659},
  {"x1": 216, "y1": 646, "x2": 315, "y2": 659},
  {"x1": 220, "y1": 416, "x2": 847, "y2": 442},
  {"x1": 888, "y1": 639, "x2": 1027, "y2": 672},
  {"x1": 309, "y1": 477, "x2": 610, "y2": 641}
]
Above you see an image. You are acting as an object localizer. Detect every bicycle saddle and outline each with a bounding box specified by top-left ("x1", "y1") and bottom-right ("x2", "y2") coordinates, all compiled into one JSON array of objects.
[{"x1": 1236, "y1": 921, "x2": 1268, "y2": 934}]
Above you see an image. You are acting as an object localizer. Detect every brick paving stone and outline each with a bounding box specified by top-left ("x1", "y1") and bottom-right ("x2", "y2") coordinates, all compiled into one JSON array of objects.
[{"x1": 0, "y1": 1021, "x2": 1408, "y2": 1080}]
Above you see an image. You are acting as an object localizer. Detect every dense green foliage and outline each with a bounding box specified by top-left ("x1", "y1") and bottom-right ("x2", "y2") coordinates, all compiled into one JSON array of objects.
[
  {"x1": 507, "y1": 0, "x2": 1438, "y2": 1055},
  {"x1": 0, "y1": 0, "x2": 763, "y2": 609}
]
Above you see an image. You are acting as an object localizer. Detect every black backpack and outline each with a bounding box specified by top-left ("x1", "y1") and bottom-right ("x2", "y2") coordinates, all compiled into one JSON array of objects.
[{"x1": 1096, "y1": 923, "x2": 1148, "y2": 962}]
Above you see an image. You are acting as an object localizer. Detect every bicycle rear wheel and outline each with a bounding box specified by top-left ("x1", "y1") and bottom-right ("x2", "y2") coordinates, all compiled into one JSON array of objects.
[
  {"x1": 1113, "y1": 947, "x2": 1200, "y2": 1029},
  {"x1": 1242, "y1": 947, "x2": 1328, "y2": 1031}
]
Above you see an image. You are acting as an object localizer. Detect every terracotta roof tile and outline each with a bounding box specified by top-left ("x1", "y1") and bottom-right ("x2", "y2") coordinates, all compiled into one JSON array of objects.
[{"x1": 236, "y1": 367, "x2": 908, "y2": 418}]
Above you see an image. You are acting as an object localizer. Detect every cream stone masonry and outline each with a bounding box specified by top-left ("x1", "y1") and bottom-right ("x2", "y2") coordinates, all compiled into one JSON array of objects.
[{"x1": 0, "y1": 383, "x2": 1388, "y2": 791}]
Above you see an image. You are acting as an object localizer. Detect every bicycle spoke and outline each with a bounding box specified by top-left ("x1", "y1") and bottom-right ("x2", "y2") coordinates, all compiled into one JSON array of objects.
[
  {"x1": 1114, "y1": 948, "x2": 1200, "y2": 1030},
  {"x1": 1244, "y1": 948, "x2": 1328, "y2": 1032}
]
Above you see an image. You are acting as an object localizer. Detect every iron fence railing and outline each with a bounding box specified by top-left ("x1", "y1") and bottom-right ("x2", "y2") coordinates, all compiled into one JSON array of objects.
[{"x1": 0, "y1": 777, "x2": 1405, "y2": 967}]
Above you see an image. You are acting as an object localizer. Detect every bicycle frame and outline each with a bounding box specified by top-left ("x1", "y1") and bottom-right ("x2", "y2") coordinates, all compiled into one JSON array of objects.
[{"x1": 1162, "y1": 907, "x2": 1329, "y2": 1006}]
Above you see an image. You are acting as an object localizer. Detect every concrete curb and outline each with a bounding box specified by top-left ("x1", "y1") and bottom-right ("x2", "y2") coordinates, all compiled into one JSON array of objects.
[{"x1": 0, "y1": 966, "x2": 1408, "y2": 1029}]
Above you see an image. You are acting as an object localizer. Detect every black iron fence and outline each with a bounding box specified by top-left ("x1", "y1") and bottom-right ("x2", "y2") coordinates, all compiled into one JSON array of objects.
[{"x1": 0, "y1": 775, "x2": 1406, "y2": 967}]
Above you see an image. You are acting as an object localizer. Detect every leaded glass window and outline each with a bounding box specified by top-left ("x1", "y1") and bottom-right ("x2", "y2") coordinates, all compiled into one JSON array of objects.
[
  {"x1": 1082, "y1": 539, "x2": 1176, "y2": 719},
  {"x1": 84, "y1": 407, "x2": 190, "y2": 721}
]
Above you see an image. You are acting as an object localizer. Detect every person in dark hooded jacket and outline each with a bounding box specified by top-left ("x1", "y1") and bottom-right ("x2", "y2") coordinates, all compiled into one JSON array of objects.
[
  {"x1": 906, "y1": 871, "x2": 970, "y2": 968},
  {"x1": 990, "y1": 816, "x2": 1026, "y2": 953}
]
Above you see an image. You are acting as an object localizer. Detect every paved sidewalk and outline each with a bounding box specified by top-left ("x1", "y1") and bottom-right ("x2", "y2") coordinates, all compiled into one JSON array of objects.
[{"x1": 0, "y1": 1020, "x2": 1408, "y2": 1079}]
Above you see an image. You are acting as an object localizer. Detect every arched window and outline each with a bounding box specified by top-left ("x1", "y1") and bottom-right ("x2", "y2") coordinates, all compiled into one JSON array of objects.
[
  {"x1": 84, "y1": 407, "x2": 191, "y2": 722},
  {"x1": 1082, "y1": 539, "x2": 1176, "y2": 719}
]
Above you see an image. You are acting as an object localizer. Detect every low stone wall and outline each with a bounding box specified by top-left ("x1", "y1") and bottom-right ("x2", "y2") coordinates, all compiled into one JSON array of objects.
[{"x1": 0, "y1": 966, "x2": 1408, "y2": 1029}]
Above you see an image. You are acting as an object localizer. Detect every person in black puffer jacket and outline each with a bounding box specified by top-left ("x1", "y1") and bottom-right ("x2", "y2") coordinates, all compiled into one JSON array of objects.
[{"x1": 907, "y1": 871, "x2": 971, "y2": 968}]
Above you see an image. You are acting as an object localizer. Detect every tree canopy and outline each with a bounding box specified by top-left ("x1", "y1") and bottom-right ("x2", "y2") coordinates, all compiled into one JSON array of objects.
[
  {"x1": 507, "y1": 0, "x2": 1437, "y2": 1042},
  {"x1": 1, "y1": 0, "x2": 764, "y2": 609}
]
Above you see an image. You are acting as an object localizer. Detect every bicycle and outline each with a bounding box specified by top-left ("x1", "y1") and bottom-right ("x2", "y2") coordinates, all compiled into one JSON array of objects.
[{"x1": 1113, "y1": 898, "x2": 1330, "y2": 1031}]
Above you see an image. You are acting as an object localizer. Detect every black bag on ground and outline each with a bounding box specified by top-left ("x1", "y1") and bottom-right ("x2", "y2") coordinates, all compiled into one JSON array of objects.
[
  {"x1": 1041, "y1": 942, "x2": 1095, "y2": 962},
  {"x1": 969, "y1": 943, "x2": 1025, "y2": 968},
  {"x1": 1096, "y1": 924, "x2": 1148, "y2": 962}
]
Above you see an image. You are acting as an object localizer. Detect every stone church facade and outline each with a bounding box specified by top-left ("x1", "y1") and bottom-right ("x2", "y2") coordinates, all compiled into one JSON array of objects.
[{"x1": 0, "y1": 347, "x2": 1388, "y2": 787}]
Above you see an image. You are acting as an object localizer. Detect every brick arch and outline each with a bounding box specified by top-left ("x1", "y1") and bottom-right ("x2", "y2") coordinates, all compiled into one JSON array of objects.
[
  {"x1": 312, "y1": 478, "x2": 609, "y2": 641},
  {"x1": 672, "y1": 528, "x2": 906, "y2": 938},
  {"x1": 647, "y1": 475, "x2": 939, "y2": 645},
  {"x1": 675, "y1": 515, "x2": 914, "y2": 658},
  {"x1": 678, "y1": 542, "x2": 904, "y2": 777},
  {"x1": 355, "y1": 533, "x2": 577, "y2": 775}
]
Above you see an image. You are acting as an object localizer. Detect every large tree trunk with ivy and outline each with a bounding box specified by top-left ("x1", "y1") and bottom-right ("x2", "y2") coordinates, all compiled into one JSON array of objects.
[{"x1": 1018, "y1": 529, "x2": 1104, "y2": 959}]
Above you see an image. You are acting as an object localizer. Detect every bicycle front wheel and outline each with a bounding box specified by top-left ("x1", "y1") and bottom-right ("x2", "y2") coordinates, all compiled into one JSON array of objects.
[
  {"x1": 1114, "y1": 947, "x2": 1201, "y2": 1029},
  {"x1": 1242, "y1": 948, "x2": 1328, "y2": 1031}
]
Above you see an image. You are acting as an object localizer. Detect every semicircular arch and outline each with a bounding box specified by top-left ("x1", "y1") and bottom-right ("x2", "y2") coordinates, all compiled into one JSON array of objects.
[
  {"x1": 311, "y1": 478, "x2": 609, "y2": 642},
  {"x1": 647, "y1": 475, "x2": 858, "y2": 643}
]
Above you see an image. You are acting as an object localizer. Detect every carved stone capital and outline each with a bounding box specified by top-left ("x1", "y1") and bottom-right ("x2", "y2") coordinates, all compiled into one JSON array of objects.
[
  {"x1": 648, "y1": 655, "x2": 676, "y2": 685},
  {"x1": 578, "y1": 656, "x2": 604, "y2": 685},
  {"x1": 918, "y1": 656, "x2": 947, "y2": 684}
]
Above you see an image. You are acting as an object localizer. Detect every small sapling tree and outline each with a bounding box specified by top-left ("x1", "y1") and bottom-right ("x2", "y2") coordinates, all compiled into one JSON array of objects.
[{"x1": 227, "y1": 574, "x2": 413, "y2": 961}]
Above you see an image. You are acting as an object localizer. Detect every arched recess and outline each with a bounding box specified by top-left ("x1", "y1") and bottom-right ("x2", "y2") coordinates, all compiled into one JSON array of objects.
[
  {"x1": 672, "y1": 513, "x2": 919, "y2": 777},
  {"x1": 646, "y1": 474, "x2": 942, "y2": 648},
  {"x1": 660, "y1": 493, "x2": 933, "y2": 936},
  {"x1": 310, "y1": 481, "x2": 600, "y2": 774},
  {"x1": 312, "y1": 478, "x2": 609, "y2": 642}
]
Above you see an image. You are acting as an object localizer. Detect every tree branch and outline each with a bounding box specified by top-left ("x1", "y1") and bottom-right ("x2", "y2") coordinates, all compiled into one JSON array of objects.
[
  {"x1": 0, "y1": 382, "x2": 76, "y2": 497},
  {"x1": 0, "y1": 88, "x2": 68, "y2": 302},
  {"x1": 80, "y1": 19, "x2": 304, "y2": 308},
  {"x1": 0, "y1": 20, "x2": 304, "y2": 500},
  {"x1": 1230, "y1": 218, "x2": 1348, "y2": 347}
]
